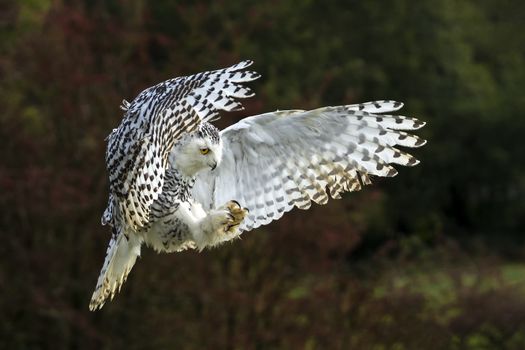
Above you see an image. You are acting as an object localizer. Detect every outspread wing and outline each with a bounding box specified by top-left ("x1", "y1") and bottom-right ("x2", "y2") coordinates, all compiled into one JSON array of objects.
[
  {"x1": 106, "y1": 60, "x2": 260, "y2": 230},
  {"x1": 193, "y1": 100, "x2": 426, "y2": 232}
]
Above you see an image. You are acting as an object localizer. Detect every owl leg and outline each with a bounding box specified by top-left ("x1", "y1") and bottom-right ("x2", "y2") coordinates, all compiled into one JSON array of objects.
[
  {"x1": 223, "y1": 200, "x2": 249, "y2": 232},
  {"x1": 195, "y1": 200, "x2": 248, "y2": 249},
  {"x1": 148, "y1": 200, "x2": 248, "y2": 251}
]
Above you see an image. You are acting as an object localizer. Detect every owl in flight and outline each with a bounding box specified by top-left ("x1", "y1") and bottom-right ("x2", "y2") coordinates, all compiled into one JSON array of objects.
[{"x1": 90, "y1": 60, "x2": 426, "y2": 310}]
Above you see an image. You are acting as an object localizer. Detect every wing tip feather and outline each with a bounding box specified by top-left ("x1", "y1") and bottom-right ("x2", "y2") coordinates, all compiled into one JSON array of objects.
[{"x1": 415, "y1": 138, "x2": 427, "y2": 147}]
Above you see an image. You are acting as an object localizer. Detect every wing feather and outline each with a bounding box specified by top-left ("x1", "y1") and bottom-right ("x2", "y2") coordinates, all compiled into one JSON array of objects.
[
  {"x1": 194, "y1": 101, "x2": 425, "y2": 234},
  {"x1": 105, "y1": 61, "x2": 259, "y2": 230}
]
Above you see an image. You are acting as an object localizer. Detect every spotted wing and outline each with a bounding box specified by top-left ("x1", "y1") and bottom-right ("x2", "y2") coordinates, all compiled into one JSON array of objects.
[
  {"x1": 193, "y1": 101, "x2": 426, "y2": 232},
  {"x1": 106, "y1": 60, "x2": 260, "y2": 230}
]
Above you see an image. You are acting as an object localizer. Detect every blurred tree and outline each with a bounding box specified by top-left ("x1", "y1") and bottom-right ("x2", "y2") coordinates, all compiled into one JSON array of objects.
[{"x1": 1, "y1": 0, "x2": 525, "y2": 349}]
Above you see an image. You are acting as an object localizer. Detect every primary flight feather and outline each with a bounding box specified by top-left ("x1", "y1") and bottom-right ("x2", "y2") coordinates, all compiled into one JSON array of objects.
[{"x1": 90, "y1": 60, "x2": 426, "y2": 310}]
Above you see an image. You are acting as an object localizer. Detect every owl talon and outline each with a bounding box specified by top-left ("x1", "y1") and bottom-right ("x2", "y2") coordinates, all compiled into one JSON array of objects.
[
  {"x1": 221, "y1": 200, "x2": 249, "y2": 234},
  {"x1": 226, "y1": 223, "x2": 240, "y2": 232}
]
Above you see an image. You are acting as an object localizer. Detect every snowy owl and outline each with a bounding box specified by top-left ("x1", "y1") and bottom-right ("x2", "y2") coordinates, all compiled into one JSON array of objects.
[{"x1": 90, "y1": 60, "x2": 426, "y2": 310}]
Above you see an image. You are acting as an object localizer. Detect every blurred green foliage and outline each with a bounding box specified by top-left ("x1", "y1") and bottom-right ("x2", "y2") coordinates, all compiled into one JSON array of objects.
[{"x1": 1, "y1": 0, "x2": 525, "y2": 349}]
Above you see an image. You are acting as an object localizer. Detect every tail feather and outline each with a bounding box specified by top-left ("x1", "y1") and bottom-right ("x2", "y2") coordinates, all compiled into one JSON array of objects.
[{"x1": 89, "y1": 229, "x2": 142, "y2": 311}]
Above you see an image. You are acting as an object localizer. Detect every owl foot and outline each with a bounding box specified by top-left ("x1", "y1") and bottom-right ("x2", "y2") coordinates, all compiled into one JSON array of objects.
[
  {"x1": 197, "y1": 200, "x2": 249, "y2": 249},
  {"x1": 224, "y1": 200, "x2": 249, "y2": 233}
]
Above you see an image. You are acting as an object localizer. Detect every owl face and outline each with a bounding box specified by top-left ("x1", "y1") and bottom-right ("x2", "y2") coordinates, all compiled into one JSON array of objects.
[
  {"x1": 170, "y1": 123, "x2": 223, "y2": 177},
  {"x1": 190, "y1": 134, "x2": 223, "y2": 170}
]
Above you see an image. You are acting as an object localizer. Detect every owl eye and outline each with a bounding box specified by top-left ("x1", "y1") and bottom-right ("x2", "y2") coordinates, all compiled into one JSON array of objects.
[{"x1": 200, "y1": 148, "x2": 210, "y2": 155}]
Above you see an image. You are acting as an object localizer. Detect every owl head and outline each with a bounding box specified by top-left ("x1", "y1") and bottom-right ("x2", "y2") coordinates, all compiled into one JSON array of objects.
[{"x1": 170, "y1": 122, "x2": 223, "y2": 177}]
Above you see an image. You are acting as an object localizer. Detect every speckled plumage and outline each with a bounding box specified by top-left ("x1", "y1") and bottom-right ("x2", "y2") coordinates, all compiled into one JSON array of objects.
[
  {"x1": 91, "y1": 61, "x2": 258, "y2": 310},
  {"x1": 105, "y1": 61, "x2": 258, "y2": 232},
  {"x1": 90, "y1": 61, "x2": 426, "y2": 311}
]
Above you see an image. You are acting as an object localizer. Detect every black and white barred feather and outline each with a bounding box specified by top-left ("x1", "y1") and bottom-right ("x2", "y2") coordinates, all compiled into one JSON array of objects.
[
  {"x1": 105, "y1": 60, "x2": 259, "y2": 231},
  {"x1": 193, "y1": 100, "x2": 426, "y2": 232},
  {"x1": 91, "y1": 61, "x2": 259, "y2": 311},
  {"x1": 92, "y1": 60, "x2": 427, "y2": 311}
]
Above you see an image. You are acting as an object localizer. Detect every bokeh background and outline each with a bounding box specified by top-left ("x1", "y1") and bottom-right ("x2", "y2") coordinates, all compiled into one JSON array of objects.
[{"x1": 2, "y1": 0, "x2": 525, "y2": 349}]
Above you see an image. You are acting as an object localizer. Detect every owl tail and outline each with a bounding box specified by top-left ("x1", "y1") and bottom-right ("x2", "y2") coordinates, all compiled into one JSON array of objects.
[{"x1": 89, "y1": 228, "x2": 142, "y2": 311}]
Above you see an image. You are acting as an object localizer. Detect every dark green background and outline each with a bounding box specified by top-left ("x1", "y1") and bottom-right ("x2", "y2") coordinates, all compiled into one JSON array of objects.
[{"x1": 2, "y1": 1, "x2": 525, "y2": 349}]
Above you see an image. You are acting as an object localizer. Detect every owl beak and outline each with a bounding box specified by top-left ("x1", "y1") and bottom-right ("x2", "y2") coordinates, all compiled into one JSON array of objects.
[{"x1": 210, "y1": 161, "x2": 218, "y2": 171}]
